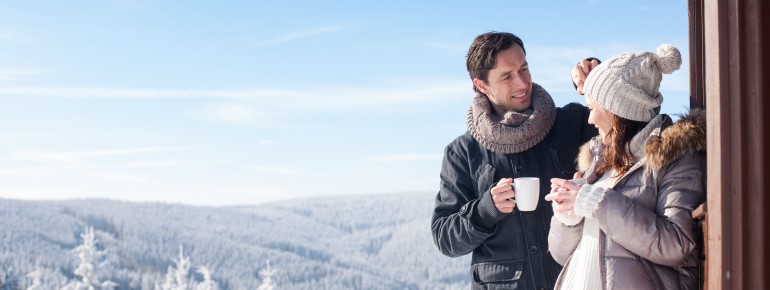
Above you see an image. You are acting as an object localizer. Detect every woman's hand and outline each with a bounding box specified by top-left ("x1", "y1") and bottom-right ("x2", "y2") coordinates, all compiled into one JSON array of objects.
[{"x1": 545, "y1": 177, "x2": 584, "y2": 213}]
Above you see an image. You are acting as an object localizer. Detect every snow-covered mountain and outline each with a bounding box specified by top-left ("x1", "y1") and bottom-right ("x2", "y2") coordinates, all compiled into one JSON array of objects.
[{"x1": 0, "y1": 192, "x2": 470, "y2": 289}]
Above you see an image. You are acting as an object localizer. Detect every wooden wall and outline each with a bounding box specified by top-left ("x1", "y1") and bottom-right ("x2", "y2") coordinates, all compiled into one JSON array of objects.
[{"x1": 690, "y1": 0, "x2": 770, "y2": 288}]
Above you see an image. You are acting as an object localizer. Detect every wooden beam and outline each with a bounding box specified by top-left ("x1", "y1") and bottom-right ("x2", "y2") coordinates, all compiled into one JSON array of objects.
[
  {"x1": 703, "y1": 0, "x2": 729, "y2": 288},
  {"x1": 689, "y1": 0, "x2": 705, "y2": 109},
  {"x1": 703, "y1": 0, "x2": 769, "y2": 289}
]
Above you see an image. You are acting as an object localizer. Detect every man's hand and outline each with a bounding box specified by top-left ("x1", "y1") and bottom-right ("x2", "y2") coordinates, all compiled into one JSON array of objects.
[
  {"x1": 491, "y1": 178, "x2": 516, "y2": 213},
  {"x1": 572, "y1": 58, "x2": 601, "y2": 95}
]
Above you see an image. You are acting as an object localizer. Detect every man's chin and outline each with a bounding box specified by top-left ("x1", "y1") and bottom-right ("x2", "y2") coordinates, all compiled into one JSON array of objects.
[{"x1": 514, "y1": 99, "x2": 532, "y2": 112}]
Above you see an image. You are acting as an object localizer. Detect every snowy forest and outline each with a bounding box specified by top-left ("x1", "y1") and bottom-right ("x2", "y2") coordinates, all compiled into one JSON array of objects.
[{"x1": 0, "y1": 192, "x2": 469, "y2": 289}]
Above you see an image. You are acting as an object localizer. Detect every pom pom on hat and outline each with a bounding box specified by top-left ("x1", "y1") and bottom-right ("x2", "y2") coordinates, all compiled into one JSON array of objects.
[
  {"x1": 582, "y1": 44, "x2": 682, "y2": 122},
  {"x1": 655, "y1": 44, "x2": 682, "y2": 74}
]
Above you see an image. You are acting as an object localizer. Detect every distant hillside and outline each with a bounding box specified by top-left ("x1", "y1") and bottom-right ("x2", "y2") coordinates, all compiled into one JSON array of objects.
[{"x1": 0, "y1": 192, "x2": 470, "y2": 289}]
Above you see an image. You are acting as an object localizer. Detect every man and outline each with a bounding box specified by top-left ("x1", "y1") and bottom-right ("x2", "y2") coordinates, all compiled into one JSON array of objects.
[{"x1": 431, "y1": 32, "x2": 598, "y2": 290}]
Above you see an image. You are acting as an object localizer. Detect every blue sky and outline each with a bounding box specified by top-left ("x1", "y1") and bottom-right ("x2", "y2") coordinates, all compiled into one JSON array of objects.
[{"x1": 0, "y1": 1, "x2": 690, "y2": 205}]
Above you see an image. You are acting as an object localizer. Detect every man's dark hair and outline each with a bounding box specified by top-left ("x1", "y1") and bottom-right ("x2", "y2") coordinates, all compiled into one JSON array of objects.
[{"x1": 466, "y1": 32, "x2": 525, "y2": 94}]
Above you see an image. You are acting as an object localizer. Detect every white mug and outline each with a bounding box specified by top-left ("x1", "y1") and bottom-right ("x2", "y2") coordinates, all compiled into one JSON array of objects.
[{"x1": 513, "y1": 177, "x2": 540, "y2": 211}]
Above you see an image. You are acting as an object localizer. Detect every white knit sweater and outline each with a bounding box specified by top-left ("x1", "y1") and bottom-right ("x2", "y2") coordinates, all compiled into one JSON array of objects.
[{"x1": 558, "y1": 170, "x2": 617, "y2": 290}]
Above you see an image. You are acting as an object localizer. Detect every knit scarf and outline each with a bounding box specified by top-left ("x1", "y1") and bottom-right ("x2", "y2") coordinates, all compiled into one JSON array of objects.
[
  {"x1": 467, "y1": 83, "x2": 557, "y2": 154},
  {"x1": 628, "y1": 114, "x2": 668, "y2": 161}
]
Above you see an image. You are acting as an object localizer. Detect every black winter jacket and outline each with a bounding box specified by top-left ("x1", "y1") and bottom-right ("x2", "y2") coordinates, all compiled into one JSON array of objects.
[{"x1": 432, "y1": 103, "x2": 596, "y2": 290}]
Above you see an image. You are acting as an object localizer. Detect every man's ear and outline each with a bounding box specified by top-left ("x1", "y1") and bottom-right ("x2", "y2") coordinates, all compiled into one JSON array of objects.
[{"x1": 472, "y1": 78, "x2": 488, "y2": 95}]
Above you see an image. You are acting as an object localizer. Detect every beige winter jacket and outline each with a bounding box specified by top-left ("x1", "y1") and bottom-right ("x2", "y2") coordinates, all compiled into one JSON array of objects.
[{"x1": 549, "y1": 109, "x2": 706, "y2": 290}]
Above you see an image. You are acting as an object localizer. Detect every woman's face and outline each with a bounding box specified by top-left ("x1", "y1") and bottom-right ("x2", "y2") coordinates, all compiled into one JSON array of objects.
[{"x1": 586, "y1": 97, "x2": 613, "y2": 145}]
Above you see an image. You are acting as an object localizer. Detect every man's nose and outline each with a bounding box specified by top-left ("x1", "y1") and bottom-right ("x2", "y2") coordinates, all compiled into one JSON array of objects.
[{"x1": 513, "y1": 75, "x2": 529, "y2": 89}]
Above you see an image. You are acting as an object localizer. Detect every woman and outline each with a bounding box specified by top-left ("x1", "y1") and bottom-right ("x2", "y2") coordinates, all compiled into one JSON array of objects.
[{"x1": 545, "y1": 44, "x2": 706, "y2": 290}]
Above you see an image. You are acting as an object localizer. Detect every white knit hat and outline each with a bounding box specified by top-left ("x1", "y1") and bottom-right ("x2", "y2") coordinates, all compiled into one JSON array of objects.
[{"x1": 583, "y1": 44, "x2": 682, "y2": 122}]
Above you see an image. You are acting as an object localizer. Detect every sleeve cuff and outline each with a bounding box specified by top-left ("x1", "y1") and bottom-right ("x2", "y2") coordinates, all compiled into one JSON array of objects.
[
  {"x1": 552, "y1": 201, "x2": 583, "y2": 226},
  {"x1": 571, "y1": 178, "x2": 587, "y2": 185},
  {"x1": 474, "y1": 187, "x2": 508, "y2": 229},
  {"x1": 574, "y1": 184, "x2": 605, "y2": 218}
]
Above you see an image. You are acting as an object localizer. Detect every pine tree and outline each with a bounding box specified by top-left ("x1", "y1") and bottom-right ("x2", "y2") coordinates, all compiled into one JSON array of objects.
[
  {"x1": 3, "y1": 269, "x2": 19, "y2": 290},
  {"x1": 256, "y1": 260, "x2": 276, "y2": 290},
  {"x1": 26, "y1": 264, "x2": 43, "y2": 290},
  {"x1": 159, "y1": 246, "x2": 191, "y2": 290},
  {"x1": 61, "y1": 227, "x2": 118, "y2": 290},
  {"x1": 193, "y1": 267, "x2": 219, "y2": 290}
]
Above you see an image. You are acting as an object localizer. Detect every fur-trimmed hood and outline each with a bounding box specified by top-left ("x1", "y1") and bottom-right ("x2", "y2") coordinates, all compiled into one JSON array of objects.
[{"x1": 577, "y1": 108, "x2": 706, "y2": 173}]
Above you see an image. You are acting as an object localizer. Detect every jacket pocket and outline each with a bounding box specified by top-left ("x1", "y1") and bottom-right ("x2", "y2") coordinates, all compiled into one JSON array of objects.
[
  {"x1": 471, "y1": 259, "x2": 527, "y2": 290},
  {"x1": 474, "y1": 163, "x2": 496, "y2": 198}
]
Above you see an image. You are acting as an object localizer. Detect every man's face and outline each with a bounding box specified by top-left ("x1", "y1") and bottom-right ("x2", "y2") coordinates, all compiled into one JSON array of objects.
[{"x1": 473, "y1": 44, "x2": 533, "y2": 115}]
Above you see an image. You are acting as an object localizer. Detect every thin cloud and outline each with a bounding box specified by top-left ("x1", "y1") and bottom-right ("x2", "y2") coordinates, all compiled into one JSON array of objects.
[
  {"x1": 0, "y1": 167, "x2": 58, "y2": 178},
  {"x1": 250, "y1": 166, "x2": 299, "y2": 176},
  {"x1": 258, "y1": 25, "x2": 349, "y2": 46},
  {"x1": 0, "y1": 68, "x2": 50, "y2": 81},
  {"x1": 14, "y1": 147, "x2": 179, "y2": 163},
  {"x1": 257, "y1": 139, "x2": 275, "y2": 145},
  {"x1": 0, "y1": 87, "x2": 302, "y2": 99},
  {"x1": 0, "y1": 78, "x2": 470, "y2": 111},
  {"x1": 192, "y1": 103, "x2": 258, "y2": 124},
  {"x1": 367, "y1": 153, "x2": 442, "y2": 162},
  {"x1": 83, "y1": 172, "x2": 150, "y2": 183},
  {"x1": 0, "y1": 187, "x2": 97, "y2": 201},
  {"x1": 0, "y1": 30, "x2": 25, "y2": 43},
  {"x1": 97, "y1": 159, "x2": 187, "y2": 169},
  {"x1": 420, "y1": 41, "x2": 468, "y2": 52},
  {"x1": 302, "y1": 79, "x2": 468, "y2": 110}
]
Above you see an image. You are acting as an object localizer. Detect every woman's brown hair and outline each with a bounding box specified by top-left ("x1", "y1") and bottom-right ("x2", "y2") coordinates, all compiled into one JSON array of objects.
[{"x1": 597, "y1": 114, "x2": 648, "y2": 176}]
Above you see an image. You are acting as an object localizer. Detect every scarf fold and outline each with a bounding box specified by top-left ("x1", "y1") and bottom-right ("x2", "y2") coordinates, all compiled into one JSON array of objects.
[
  {"x1": 467, "y1": 83, "x2": 557, "y2": 154},
  {"x1": 628, "y1": 114, "x2": 669, "y2": 161}
]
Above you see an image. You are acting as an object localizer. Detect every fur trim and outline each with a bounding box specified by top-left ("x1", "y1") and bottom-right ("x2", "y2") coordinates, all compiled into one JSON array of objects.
[
  {"x1": 576, "y1": 141, "x2": 593, "y2": 174},
  {"x1": 645, "y1": 108, "x2": 706, "y2": 171},
  {"x1": 574, "y1": 109, "x2": 706, "y2": 173}
]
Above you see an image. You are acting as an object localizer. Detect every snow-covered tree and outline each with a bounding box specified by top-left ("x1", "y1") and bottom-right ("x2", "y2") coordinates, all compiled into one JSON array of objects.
[
  {"x1": 26, "y1": 263, "x2": 68, "y2": 290},
  {"x1": 256, "y1": 260, "x2": 276, "y2": 290},
  {"x1": 61, "y1": 227, "x2": 118, "y2": 290},
  {"x1": 193, "y1": 267, "x2": 219, "y2": 290},
  {"x1": 159, "y1": 246, "x2": 192, "y2": 290},
  {"x1": 26, "y1": 264, "x2": 43, "y2": 290},
  {"x1": 2, "y1": 269, "x2": 20, "y2": 290}
]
